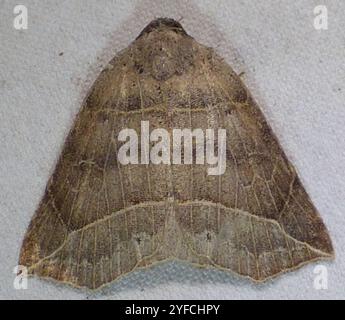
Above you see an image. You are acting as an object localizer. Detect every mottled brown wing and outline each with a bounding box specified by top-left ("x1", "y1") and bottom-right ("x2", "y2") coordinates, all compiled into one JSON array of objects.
[
  {"x1": 171, "y1": 28, "x2": 334, "y2": 281},
  {"x1": 18, "y1": 45, "x2": 170, "y2": 289},
  {"x1": 20, "y1": 18, "x2": 333, "y2": 289}
]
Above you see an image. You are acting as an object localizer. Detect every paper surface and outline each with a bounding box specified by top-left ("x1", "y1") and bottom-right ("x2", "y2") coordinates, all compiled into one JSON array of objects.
[{"x1": 0, "y1": 0, "x2": 344, "y2": 299}]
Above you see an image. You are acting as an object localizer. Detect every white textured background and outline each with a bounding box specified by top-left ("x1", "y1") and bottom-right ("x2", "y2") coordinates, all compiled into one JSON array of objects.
[{"x1": 0, "y1": 0, "x2": 344, "y2": 299}]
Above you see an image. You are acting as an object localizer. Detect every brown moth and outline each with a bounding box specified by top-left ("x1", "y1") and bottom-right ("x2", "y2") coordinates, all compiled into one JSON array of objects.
[{"x1": 20, "y1": 18, "x2": 333, "y2": 290}]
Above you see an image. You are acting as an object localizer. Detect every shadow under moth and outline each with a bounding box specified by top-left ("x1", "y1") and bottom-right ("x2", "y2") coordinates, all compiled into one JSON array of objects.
[{"x1": 19, "y1": 18, "x2": 333, "y2": 290}]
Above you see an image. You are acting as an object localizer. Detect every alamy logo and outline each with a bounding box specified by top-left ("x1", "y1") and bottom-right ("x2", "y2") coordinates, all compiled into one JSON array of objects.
[
  {"x1": 13, "y1": 5, "x2": 28, "y2": 30},
  {"x1": 13, "y1": 265, "x2": 28, "y2": 290},
  {"x1": 117, "y1": 121, "x2": 227, "y2": 175},
  {"x1": 313, "y1": 5, "x2": 328, "y2": 30},
  {"x1": 313, "y1": 265, "x2": 328, "y2": 290}
]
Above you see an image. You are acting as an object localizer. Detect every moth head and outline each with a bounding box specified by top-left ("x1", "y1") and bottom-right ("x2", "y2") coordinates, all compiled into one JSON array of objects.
[
  {"x1": 136, "y1": 17, "x2": 187, "y2": 39},
  {"x1": 134, "y1": 18, "x2": 194, "y2": 81}
]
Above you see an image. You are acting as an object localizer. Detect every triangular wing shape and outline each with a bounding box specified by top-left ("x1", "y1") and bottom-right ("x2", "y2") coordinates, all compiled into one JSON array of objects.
[{"x1": 20, "y1": 18, "x2": 333, "y2": 289}]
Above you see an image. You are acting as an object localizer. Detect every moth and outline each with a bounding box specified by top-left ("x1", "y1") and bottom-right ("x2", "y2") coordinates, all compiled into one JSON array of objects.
[{"x1": 19, "y1": 18, "x2": 333, "y2": 290}]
